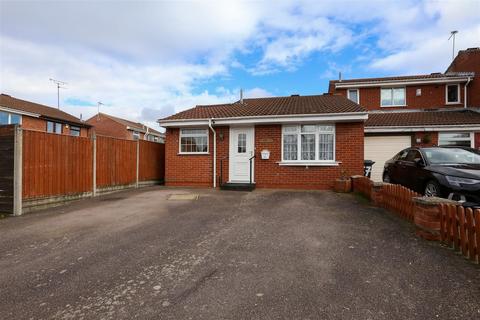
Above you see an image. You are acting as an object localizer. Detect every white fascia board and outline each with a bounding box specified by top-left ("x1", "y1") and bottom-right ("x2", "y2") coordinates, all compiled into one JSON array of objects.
[
  {"x1": 159, "y1": 112, "x2": 368, "y2": 127},
  {"x1": 126, "y1": 126, "x2": 147, "y2": 133},
  {"x1": 335, "y1": 77, "x2": 469, "y2": 89},
  {"x1": 365, "y1": 125, "x2": 480, "y2": 133},
  {"x1": 0, "y1": 105, "x2": 40, "y2": 118}
]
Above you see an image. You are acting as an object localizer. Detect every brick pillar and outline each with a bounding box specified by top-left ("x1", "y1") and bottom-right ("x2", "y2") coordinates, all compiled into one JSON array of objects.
[
  {"x1": 350, "y1": 175, "x2": 363, "y2": 192},
  {"x1": 413, "y1": 197, "x2": 459, "y2": 241}
]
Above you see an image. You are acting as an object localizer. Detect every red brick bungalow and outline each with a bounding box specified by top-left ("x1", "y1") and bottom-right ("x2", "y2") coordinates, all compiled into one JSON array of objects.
[{"x1": 158, "y1": 95, "x2": 367, "y2": 190}]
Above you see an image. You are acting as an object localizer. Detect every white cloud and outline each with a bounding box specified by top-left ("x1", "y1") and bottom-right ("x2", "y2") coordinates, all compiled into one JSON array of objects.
[
  {"x1": 0, "y1": 0, "x2": 479, "y2": 129},
  {"x1": 369, "y1": 0, "x2": 480, "y2": 74}
]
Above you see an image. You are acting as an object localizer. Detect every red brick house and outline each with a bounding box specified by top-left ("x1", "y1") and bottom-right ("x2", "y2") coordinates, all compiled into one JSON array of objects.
[
  {"x1": 0, "y1": 93, "x2": 91, "y2": 136},
  {"x1": 158, "y1": 95, "x2": 367, "y2": 190},
  {"x1": 329, "y1": 47, "x2": 480, "y2": 181},
  {"x1": 86, "y1": 113, "x2": 164, "y2": 143}
]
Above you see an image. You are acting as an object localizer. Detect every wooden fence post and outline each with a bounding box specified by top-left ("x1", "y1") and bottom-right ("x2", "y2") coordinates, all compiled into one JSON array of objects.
[
  {"x1": 136, "y1": 140, "x2": 139, "y2": 188},
  {"x1": 13, "y1": 126, "x2": 22, "y2": 216},
  {"x1": 92, "y1": 135, "x2": 97, "y2": 197}
]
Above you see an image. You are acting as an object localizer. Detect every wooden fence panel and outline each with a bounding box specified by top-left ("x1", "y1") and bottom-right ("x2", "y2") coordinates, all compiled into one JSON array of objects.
[
  {"x1": 22, "y1": 130, "x2": 93, "y2": 199},
  {"x1": 96, "y1": 136, "x2": 137, "y2": 188},
  {"x1": 440, "y1": 205, "x2": 479, "y2": 264},
  {"x1": 139, "y1": 140, "x2": 165, "y2": 182},
  {"x1": 473, "y1": 209, "x2": 480, "y2": 263},
  {"x1": 0, "y1": 125, "x2": 15, "y2": 213}
]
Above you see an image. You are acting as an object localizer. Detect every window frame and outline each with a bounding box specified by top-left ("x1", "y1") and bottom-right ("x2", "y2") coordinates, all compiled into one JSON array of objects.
[
  {"x1": 0, "y1": 111, "x2": 22, "y2": 125},
  {"x1": 445, "y1": 84, "x2": 461, "y2": 104},
  {"x1": 438, "y1": 132, "x2": 473, "y2": 147},
  {"x1": 178, "y1": 128, "x2": 209, "y2": 155},
  {"x1": 347, "y1": 89, "x2": 360, "y2": 104},
  {"x1": 47, "y1": 121, "x2": 62, "y2": 134},
  {"x1": 70, "y1": 126, "x2": 81, "y2": 137},
  {"x1": 380, "y1": 87, "x2": 406, "y2": 107},
  {"x1": 281, "y1": 124, "x2": 336, "y2": 164}
]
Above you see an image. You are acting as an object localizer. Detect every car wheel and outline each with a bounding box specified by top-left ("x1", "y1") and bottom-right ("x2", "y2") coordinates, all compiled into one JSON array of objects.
[
  {"x1": 383, "y1": 172, "x2": 392, "y2": 183},
  {"x1": 424, "y1": 180, "x2": 441, "y2": 197}
]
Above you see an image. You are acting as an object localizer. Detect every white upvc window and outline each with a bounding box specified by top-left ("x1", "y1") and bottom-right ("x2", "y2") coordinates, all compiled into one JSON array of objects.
[
  {"x1": 347, "y1": 89, "x2": 359, "y2": 104},
  {"x1": 381, "y1": 87, "x2": 406, "y2": 107},
  {"x1": 282, "y1": 124, "x2": 335, "y2": 163},
  {"x1": 179, "y1": 128, "x2": 209, "y2": 154},
  {"x1": 446, "y1": 84, "x2": 460, "y2": 104},
  {"x1": 439, "y1": 132, "x2": 473, "y2": 147}
]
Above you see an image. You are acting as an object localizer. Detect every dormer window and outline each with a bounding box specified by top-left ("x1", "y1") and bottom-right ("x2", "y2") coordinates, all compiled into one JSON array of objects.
[
  {"x1": 446, "y1": 84, "x2": 460, "y2": 104},
  {"x1": 381, "y1": 88, "x2": 405, "y2": 107},
  {"x1": 347, "y1": 89, "x2": 359, "y2": 104}
]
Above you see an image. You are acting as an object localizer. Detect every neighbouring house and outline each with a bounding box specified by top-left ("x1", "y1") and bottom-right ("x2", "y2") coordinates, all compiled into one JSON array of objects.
[
  {"x1": 0, "y1": 93, "x2": 91, "y2": 136},
  {"x1": 329, "y1": 47, "x2": 480, "y2": 181},
  {"x1": 86, "y1": 113, "x2": 165, "y2": 142},
  {"x1": 158, "y1": 95, "x2": 367, "y2": 190}
]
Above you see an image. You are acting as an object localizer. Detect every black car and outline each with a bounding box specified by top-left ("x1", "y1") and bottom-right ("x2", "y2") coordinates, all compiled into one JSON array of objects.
[{"x1": 382, "y1": 147, "x2": 480, "y2": 203}]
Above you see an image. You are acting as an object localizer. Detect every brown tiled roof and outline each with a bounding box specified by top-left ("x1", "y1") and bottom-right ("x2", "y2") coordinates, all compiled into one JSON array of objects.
[
  {"x1": 366, "y1": 109, "x2": 480, "y2": 127},
  {"x1": 330, "y1": 72, "x2": 474, "y2": 86},
  {"x1": 160, "y1": 95, "x2": 365, "y2": 121},
  {"x1": 0, "y1": 93, "x2": 90, "y2": 127},
  {"x1": 96, "y1": 113, "x2": 162, "y2": 135}
]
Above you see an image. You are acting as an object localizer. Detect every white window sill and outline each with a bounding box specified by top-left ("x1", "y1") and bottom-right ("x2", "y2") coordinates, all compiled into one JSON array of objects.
[
  {"x1": 277, "y1": 161, "x2": 341, "y2": 167},
  {"x1": 380, "y1": 105, "x2": 406, "y2": 108},
  {"x1": 445, "y1": 101, "x2": 461, "y2": 105},
  {"x1": 178, "y1": 152, "x2": 210, "y2": 155}
]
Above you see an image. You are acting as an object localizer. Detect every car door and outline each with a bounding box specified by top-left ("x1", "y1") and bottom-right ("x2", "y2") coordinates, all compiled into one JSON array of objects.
[
  {"x1": 402, "y1": 149, "x2": 425, "y2": 192},
  {"x1": 390, "y1": 149, "x2": 409, "y2": 185}
]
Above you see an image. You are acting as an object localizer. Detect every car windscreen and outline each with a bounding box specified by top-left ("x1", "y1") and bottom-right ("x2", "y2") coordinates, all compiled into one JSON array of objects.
[{"x1": 423, "y1": 148, "x2": 480, "y2": 165}]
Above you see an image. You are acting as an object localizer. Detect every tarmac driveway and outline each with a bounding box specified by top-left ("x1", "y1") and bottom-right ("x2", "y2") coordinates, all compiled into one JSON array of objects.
[{"x1": 0, "y1": 187, "x2": 479, "y2": 320}]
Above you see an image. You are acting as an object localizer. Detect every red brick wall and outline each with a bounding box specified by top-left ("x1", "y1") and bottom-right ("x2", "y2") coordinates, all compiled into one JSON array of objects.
[
  {"x1": 164, "y1": 126, "x2": 230, "y2": 187},
  {"x1": 87, "y1": 114, "x2": 129, "y2": 139},
  {"x1": 447, "y1": 48, "x2": 480, "y2": 108},
  {"x1": 21, "y1": 115, "x2": 89, "y2": 137},
  {"x1": 412, "y1": 132, "x2": 438, "y2": 147},
  {"x1": 22, "y1": 116, "x2": 46, "y2": 131},
  {"x1": 165, "y1": 123, "x2": 364, "y2": 190},
  {"x1": 254, "y1": 123, "x2": 364, "y2": 189},
  {"x1": 334, "y1": 83, "x2": 465, "y2": 110}
]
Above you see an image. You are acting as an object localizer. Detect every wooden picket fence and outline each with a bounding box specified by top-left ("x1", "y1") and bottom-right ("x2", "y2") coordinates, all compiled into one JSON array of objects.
[
  {"x1": 380, "y1": 184, "x2": 420, "y2": 222},
  {"x1": 440, "y1": 204, "x2": 480, "y2": 263}
]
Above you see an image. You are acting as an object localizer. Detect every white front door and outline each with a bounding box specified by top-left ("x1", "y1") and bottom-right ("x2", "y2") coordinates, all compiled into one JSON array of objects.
[{"x1": 229, "y1": 127, "x2": 255, "y2": 182}]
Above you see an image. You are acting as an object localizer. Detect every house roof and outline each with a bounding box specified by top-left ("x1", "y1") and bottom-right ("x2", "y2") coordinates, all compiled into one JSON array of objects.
[
  {"x1": 333, "y1": 72, "x2": 473, "y2": 84},
  {"x1": 366, "y1": 109, "x2": 480, "y2": 128},
  {"x1": 160, "y1": 95, "x2": 366, "y2": 121},
  {"x1": 0, "y1": 93, "x2": 90, "y2": 127},
  {"x1": 95, "y1": 113, "x2": 163, "y2": 135}
]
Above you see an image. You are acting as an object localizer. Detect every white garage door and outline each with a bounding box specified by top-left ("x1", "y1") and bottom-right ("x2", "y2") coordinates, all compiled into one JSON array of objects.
[{"x1": 364, "y1": 136, "x2": 411, "y2": 182}]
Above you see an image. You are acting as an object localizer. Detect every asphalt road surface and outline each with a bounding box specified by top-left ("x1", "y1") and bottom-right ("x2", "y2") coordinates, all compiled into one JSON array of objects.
[{"x1": 1, "y1": 187, "x2": 479, "y2": 319}]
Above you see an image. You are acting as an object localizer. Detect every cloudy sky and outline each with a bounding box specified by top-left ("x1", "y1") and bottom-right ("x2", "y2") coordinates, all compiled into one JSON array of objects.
[{"x1": 1, "y1": 0, "x2": 479, "y2": 129}]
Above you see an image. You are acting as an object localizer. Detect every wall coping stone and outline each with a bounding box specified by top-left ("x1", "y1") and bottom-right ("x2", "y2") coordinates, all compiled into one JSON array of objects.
[{"x1": 413, "y1": 196, "x2": 460, "y2": 206}]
